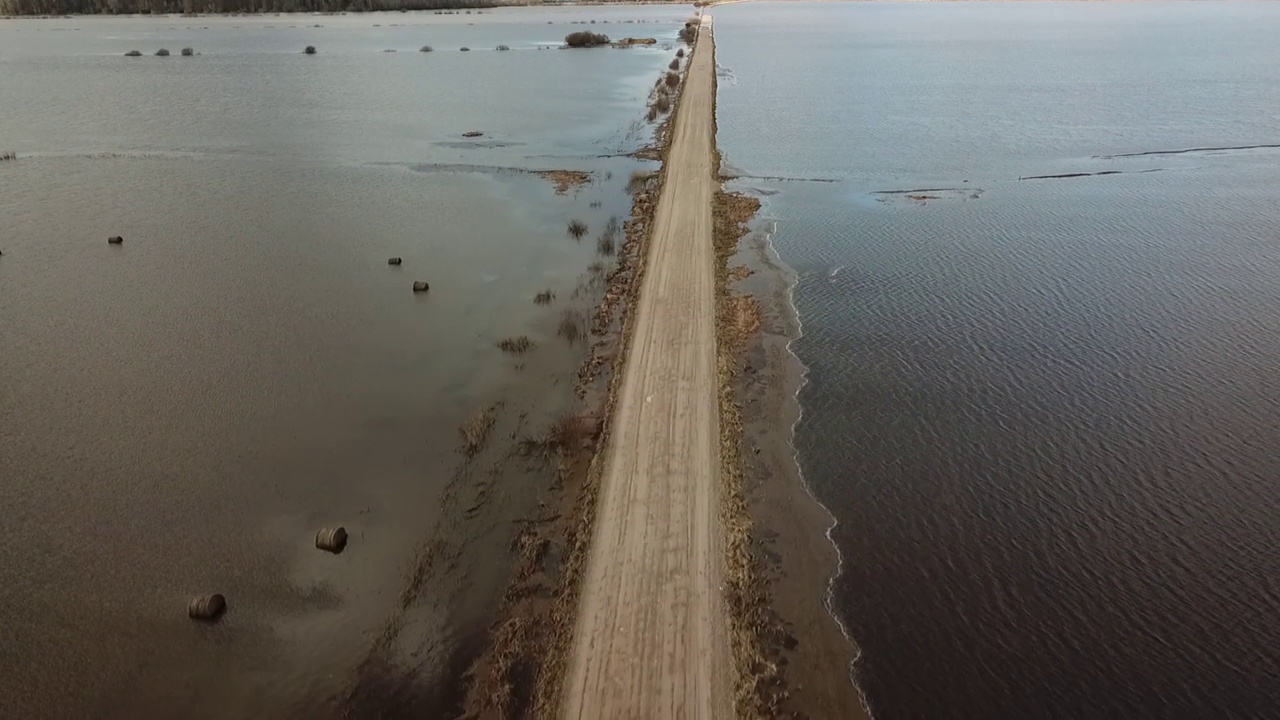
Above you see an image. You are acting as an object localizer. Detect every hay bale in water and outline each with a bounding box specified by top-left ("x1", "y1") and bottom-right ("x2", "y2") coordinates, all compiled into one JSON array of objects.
[
  {"x1": 459, "y1": 47, "x2": 470, "y2": 52},
  {"x1": 181, "y1": 47, "x2": 194, "y2": 56},
  {"x1": 155, "y1": 48, "x2": 170, "y2": 56},
  {"x1": 412, "y1": 281, "x2": 430, "y2": 292},
  {"x1": 315, "y1": 526, "x2": 348, "y2": 553},
  {"x1": 188, "y1": 593, "x2": 226, "y2": 621},
  {"x1": 419, "y1": 45, "x2": 433, "y2": 52},
  {"x1": 462, "y1": 130, "x2": 483, "y2": 138},
  {"x1": 304, "y1": 45, "x2": 317, "y2": 55},
  {"x1": 107, "y1": 236, "x2": 123, "y2": 244},
  {"x1": 387, "y1": 257, "x2": 402, "y2": 265},
  {"x1": 124, "y1": 50, "x2": 142, "y2": 57}
]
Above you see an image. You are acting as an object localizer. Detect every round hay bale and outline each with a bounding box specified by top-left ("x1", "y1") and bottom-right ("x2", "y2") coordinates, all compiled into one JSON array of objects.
[
  {"x1": 155, "y1": 48, "x2": 170, "y2": 56},
  {"x1": 412, "y1": 281, "x2": 430, "y2": 293},
  {"x1": 108, "y1": 235, "x2": 123, "y2": 244},
  {"x1": 315, "y1": 526, "x2": 348, "y2": 553},
  {"x1": 304, "y1": 45, "x2": 317, "y2": 55},
  {"x1": 181, "y1": 47, "x2": 194, "y2": 56},
  {"x1": 124, "y1": 50, "x2": 142, "y2": 57},
  {"x1": 388, "y1": 257, "x2": 402, "y2": 265},
  {"x1": 188, "y1": 593, "x2": 226, "y2": 620}
]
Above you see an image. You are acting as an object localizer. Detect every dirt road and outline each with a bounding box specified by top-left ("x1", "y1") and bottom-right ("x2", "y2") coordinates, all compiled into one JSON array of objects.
[{"x1": 561, "y1": 17, "x2": 731, "y2": 720}]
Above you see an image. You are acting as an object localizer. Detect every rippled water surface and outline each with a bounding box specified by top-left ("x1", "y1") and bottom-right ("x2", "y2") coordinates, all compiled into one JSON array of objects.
[
  {"x1": 715, "y1": 3, "x2": 1280, "y2": 719},
  {"x1": 0, "y1": 7, "x2": 685, "y2": 717}
]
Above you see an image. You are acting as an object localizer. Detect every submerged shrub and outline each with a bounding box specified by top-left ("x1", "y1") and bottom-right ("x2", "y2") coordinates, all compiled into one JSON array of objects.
[
  {"x1": 567, "y1": 219, "x2": 588, "y2": 240},
  {"x1": 498, "y1": 336, "x2": 534, "y2": 354},
  {"x1": 558, "y1": 310, "x2": 584, "y2": 345},
  {"x1": 564, "y1": 31, "x2": 610, "y2": 48}
]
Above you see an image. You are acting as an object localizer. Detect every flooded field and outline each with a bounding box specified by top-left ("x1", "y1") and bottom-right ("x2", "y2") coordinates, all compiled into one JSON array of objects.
[{"x1": 0, "y1": 7, "x2": 688, "y2": 717}]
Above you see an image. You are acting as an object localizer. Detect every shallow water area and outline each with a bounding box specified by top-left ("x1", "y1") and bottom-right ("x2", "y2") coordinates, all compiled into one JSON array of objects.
[{"x1": 0, "y1": 6, "x2": 686, "y2": 717}]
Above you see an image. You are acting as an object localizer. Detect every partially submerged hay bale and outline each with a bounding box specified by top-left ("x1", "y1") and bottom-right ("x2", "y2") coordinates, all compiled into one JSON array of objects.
[
  {"x1": 388, "y1": 257, "x2": 402, "y2": 265},
  {"x1": 315, "y1": 526, "x2": 348, "y2": 553},
  {"x1": 304, "y1": 45, "x2": 317, "y2": 54},
  {"x1": 188, "y1": 593, "x2": 226, "y2": 621},
  {"x1": 412, "y1": 280, "x2": 430, "y2": 292},
  {"x1": 107, "y1": 235, "x2": 123, "y2": 244}
]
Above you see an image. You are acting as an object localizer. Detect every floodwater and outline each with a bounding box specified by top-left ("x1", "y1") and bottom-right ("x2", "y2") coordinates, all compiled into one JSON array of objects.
[
  {"x1": 715, "y1": 3, "x2": 1280, "y2": 719},
  {"x1": 0, "y1": 7, "x2": 686, "y2": 718}
]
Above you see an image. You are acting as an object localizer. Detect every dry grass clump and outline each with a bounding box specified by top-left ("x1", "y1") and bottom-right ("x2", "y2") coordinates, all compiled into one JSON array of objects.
[
  {"x1": 498, "y1": 336, "x2": 534, "y2": 354},
  {"x1": 646, "y1": 105, "x2": 659, "y2": 123},
  {"x1": 567, "y1": 219, "x2": 588, "y2": 240},
  {"x1": 549, "y1": 414, "x2": 598, "y2": 451},
  {"x1": 519, "y1": 413, "x2": 599, "y2": 458},
  {"x1": 654, "y1": 94, "x2": 671, "y2": 114},
  {"x1": 628, "y1": 170, "x2": 655, "y2": 194},
  {"x1": 557, "y1": 310, "x2": 585, "y2": 345},
  {"x1": 496, "y1": 44, "x2": 511, "y2": 51},
  {"x1": 0, "y1": 151, "x2": 15, "y2": 161},
  {"x1": 596, "y1": 215, "x2": 619, "y2": 255},
  {"x1": 534, "y1": 289, "x2": 556, "y2": 305},
  {"x1": 459, "y1": 405, "x2": 496, "y2": 456}
]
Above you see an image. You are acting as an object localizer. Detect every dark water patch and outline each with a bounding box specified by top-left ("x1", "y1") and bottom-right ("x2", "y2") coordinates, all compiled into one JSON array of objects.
[
  {"x1": 1020, "y1": 168, "x2": 1164, "y2": 180},
  {"x1": 434, "y1": 139, "x2": 522, "y2": 149},
  {"x1": 734, "y1": 173, "x2": 840, "y2": 183},
  {"x1": 715, "y1": 3, "x2": 1280, "y2": 720},
  {"x1": 873, "y1": 187, "x2": 984, "y2": 203},
  {"x1": 1096, "y1": 143, "x2": 1280, "y2": 159}
]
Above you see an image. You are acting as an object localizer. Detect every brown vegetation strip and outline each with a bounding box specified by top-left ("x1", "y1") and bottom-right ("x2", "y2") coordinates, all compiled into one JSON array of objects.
[{"x1": 534, "y1": 170, "x2": 591, "y2": 195}]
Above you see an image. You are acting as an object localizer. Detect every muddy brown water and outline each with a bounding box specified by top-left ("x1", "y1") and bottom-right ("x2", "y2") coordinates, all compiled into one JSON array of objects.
[{"x1": 0, "y1": 7, "x2": 688, "y2": 717}]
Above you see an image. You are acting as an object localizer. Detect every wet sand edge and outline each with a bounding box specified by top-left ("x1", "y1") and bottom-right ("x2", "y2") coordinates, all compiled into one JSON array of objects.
[{"x1": 724, "y1": 204, "x2": 873, "y2": 718}]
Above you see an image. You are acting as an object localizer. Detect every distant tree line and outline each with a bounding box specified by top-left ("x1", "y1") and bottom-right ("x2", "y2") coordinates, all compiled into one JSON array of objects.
[{"x1": 0, "y1": 0, "x2": 512, "y2": 15}]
